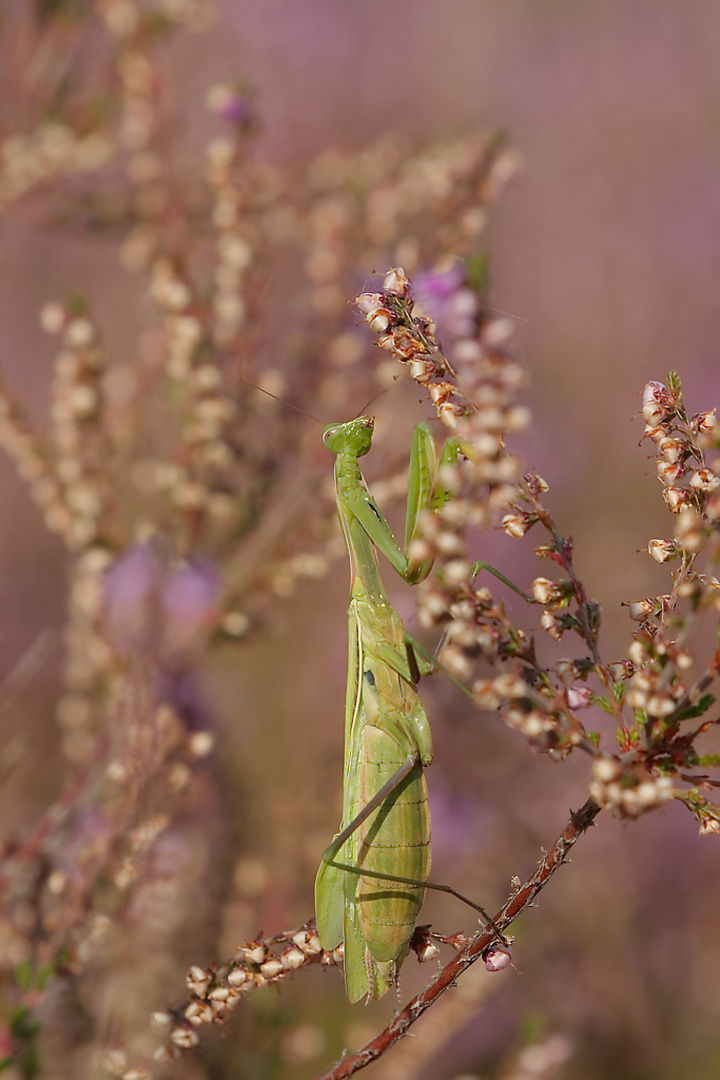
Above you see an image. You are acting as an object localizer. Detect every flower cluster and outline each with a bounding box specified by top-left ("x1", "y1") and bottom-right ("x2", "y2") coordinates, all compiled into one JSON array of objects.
[
  {"x1": 0, "y1": 11, "x2": 536, "y2": 1073},
  {"x1": 144, "y1": 927, "x2": 336, "y2": 1063},
  {"x1": 589, "y1": 758, "x2": 674, "y2": 817}
]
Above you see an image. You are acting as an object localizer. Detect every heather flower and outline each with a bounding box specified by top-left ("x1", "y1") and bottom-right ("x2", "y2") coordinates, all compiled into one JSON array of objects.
[{"x1": 103, "y1": 543, "x2": 221, "y2": 655}]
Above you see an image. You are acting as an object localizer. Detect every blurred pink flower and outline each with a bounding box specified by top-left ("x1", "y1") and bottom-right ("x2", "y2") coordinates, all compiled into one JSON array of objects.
[{"x1": 103, "y1": 543, "x2": 221, "y2": 656}]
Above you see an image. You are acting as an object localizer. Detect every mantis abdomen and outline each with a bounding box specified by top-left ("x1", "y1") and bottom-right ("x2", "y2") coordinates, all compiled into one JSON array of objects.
[{"x1": 355, "y1": 726, "x2": 431, "y2": 965}]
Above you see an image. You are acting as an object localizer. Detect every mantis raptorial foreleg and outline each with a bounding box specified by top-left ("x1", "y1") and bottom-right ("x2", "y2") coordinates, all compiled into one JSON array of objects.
[{"x1": 313, "y1": 417, "x2": 503, "y2": 1003}]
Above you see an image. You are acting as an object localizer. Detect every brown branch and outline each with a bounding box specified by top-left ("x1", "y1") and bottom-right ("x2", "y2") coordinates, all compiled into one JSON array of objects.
[{"x1": 314, "y1": 799, "x2": 602, "y2": 1080}]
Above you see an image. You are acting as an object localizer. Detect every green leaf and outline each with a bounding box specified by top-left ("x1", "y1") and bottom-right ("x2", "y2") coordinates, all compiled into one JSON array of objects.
[
  {"x1": 14, "y1": 960, "x2": 33, "y2": 992},
  {"x1": 696, "y1": 753, "x2": 720, "y2": 767},
  {"x1": 673, "y1": 694, "x2": 715, "y2": 722},
  {"x1": 666, "y1": 371, "x2": 682, "y2": 394}
]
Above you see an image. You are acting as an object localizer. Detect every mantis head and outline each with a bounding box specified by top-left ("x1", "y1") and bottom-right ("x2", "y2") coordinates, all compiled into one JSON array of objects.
[{"x1": 323, "y1": 417, "x2": 374, "y2": 458}]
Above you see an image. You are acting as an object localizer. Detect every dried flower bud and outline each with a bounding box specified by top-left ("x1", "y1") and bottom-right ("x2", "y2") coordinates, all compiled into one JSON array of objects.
[
  {"x1": 170, "y1": 1026, "x2": 199, "y2": 1049},
  {"x1": 532, "y1": 577, "x2": 555, "y2": 604},
  {"x1": 241, "y1": 942, "x2": 267, "y2": 965},
  {"x1": 698, "y1": 815, "x2": 720, "y2": 836},
  {"x1": 540, "y1": 611, "x2": 562, "y2": 640},
  {"x1": 413, "y1": 939, "x2": 440, "y2": 963},
  {"x1": 658, "y1": 436, "x2": 683, "y2": 463},
  {"x1": 674, "y1": 508, "x2": 705, "y2": 553},
  {"x1": 40, "y1": 302, "x2": 67, "y2": 334},
  {"x1": 370, "y1": 311, "x2": 390, "y2": 333},
  {"x1": 693, "y1": 410, "x2": 717, "y2": 434},
  {"x1": 355, "y1": 292, "x2": 383, "y2": 315},
  {"x1": 260, "y1": 958, "x2": 285, "y2": 979},
  {"x1": 383, "y1": 266, "x2": 412, "y2": 298},
  {"x1": 608, "y1": 660, "x2": 634, "y2": 681},
  {"x1": 656, "y1": 460, "x2": 684, "y2": 485},
  {"x1": 647, "y1": 539, "x2": 677, "y2": 563},
  {"x1": 642, "y1": 381, "x2": 673, "y2": 426},
  {"x1": 281, "y1": 947, "x2": 306, "y2": 970},
  {"x1": 501, "y1": 511, "x2": 534, "y2": 537},
  {"x1": 690, "y1": 468, "x2": 719, "y2": 492},
  {"x1": 663, "y1": 486, "x2": 690, "y2": 513},
  {"x1": 186, "y1": 965, "x2": 211, "y2": 997}
]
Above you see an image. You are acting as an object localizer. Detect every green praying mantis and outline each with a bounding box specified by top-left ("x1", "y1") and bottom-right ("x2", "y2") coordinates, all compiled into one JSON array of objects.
[{"x1": 314, "y1": 415, "x2": 501, "y2": 1003}]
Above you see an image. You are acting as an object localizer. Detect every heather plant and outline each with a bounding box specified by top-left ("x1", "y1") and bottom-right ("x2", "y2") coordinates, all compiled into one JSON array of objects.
[{"x1": 0, "y1": 4, "x2": 718, "y2": 1080}]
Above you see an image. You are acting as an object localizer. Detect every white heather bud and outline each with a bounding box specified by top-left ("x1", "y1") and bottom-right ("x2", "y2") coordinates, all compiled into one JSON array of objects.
[
  {"x1": 355, "y1": 291, "x2": 383, "y2": 315},
  {"x1": 227, "y1": 968, "x2": 247, "y2": 987},
  {"x1": 493, "y1": 673, "x2": 527, "y2": 698},
  {"x1": 626, "y1": 598, "x2": 656, "y2": 621},
  {"x1": 186, "y1": 966, "x2": 210, "y2": 997},
  {"x1": 593, "y1": 757, "x2": 621, "y2": 783},
  {"x1": 663, "y1": 486, "x2": 689, "y2": 513},
  {"x1": 518, "y1": 711, "x2": 548, "y2": 738},
  {"x1": 369, "y1": 311, "x2": 390, "y2": 333},
  {"x1": 658, "y1": 436, "x2": 683, "y2": 463},
  {"x1": 104, "y1": 1049, "x2": 127, "y2": 1073},
  {"x1": 472, "y1": 680, "x2": 501, "y2": 710},
  {"x1": 439, "y1": 644, "x2": 473, "y2": 681},
  {"x1": 40, "y1": 302, "x2": 66, "y2": 334},
  {"x1": 281, "y1": 947, "x2": 306, "y2": 969},
  {"x1": 647, "y1": 539, "x2": 677, "y2": 563},
  {"x1": 554, "y1": 659, "x2": 577, "y2": 684},
  {"x1": 690, "y1": 468, "x2": 719, "y2": 492},
  {"x1": 170, "y1": 1027, "x2": 199, "y2": 1049},
  {"x1": 64, "y1": 318, "x2": 95, "y2": 348},
  {"x1": 415, "y1": 940, "x2": 440, "y2": 963},
  {"x1": 501, "y1": 512, "x2": 530, "y2": 538},
  {"x1": 657, "y1": 460, "x2": 684, "y2": 485},
  {"x1": 185, "y1": 1000, "x2": 214, "y2": 1025},
  {"x1": 646, "y1": 695, "x2": 676, "y2": 718},
  {"x1": 206, "y1": 137, "x2": 235, "y2": 168},
  {"x1": 306, "y1": 934, "x2": 323, "y2": 955},
  {"x1": 383, "y1": 266, "x2": 410, "y2": 296},
  {"x1": 409, "y1": 357, "x2": 436, "y2": 382},
  {"x1": 531, "y1": 577, "x2": 555, "y2": 604},
  {"x1": 608, "y1": 660, "x2": 633, "y2": 681},
  {"x1": 188, "y1": 731, "x2": 215, "y2": 758},
  {"x1": 443, "y1": 559, "x2": 471, "y2": 587},
  {"x1": 694, "y1": 410, "x2": 717, "y2": 433},
  {"x1": 223, "y1": 611, "x2": 250, "y2": 637},
  {"x1": 627, "y1": 640, "x2": 648, "y2": 666},
  {"x1": 260, "y1": 958, "x2": 285, "y2": 979},
  {"x1": 242, "y1": 943, "x2": 267, "y2": 965},
  {"x1": 540, "y1": 611, "x2": 562, "y2": 640}
]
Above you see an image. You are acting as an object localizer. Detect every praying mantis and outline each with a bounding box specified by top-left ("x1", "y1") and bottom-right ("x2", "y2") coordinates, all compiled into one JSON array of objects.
[{"x1": 314, "y1": 415, "x2": 498, "y2": 1003}]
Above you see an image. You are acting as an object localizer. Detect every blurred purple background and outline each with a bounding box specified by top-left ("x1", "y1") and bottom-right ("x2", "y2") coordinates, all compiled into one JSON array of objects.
[{"x1": 1, "y1": 3, "x2": 720, "y2": 1078}]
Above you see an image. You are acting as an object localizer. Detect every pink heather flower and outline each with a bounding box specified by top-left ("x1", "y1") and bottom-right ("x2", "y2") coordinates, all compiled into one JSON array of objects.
[
  {"x1": 414, "y1": 263, "x2": 466, "y2": 327},
  {"x1": 642, "y1": 381, "x2": 673, "y2": 426},
  {"x1": 162, "y1": 557, "x2": 222, "y2": 653},
  {"x1": 104, "y1": 543, "x2": 221, "y2": 654},
  {"x1": 103, "y1": 544, "x2": 164, "y2": 651},
  {"x1": 484, "y1": 945, "x2": 513, "y2": 971},
  {"x1": 566, "y1": 686, "x2": 592, "y2": 710}
]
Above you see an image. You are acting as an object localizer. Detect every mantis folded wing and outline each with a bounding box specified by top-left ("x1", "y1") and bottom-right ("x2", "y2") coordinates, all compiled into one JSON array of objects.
[{"x1": 314, "y1": 417, "x2": 461, "y2": 1002}]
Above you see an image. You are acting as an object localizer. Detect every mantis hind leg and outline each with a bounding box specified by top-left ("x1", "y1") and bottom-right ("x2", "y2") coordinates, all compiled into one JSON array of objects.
[{"x1": 319, "y1": 755, "x2": 507, "y2": 943}]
